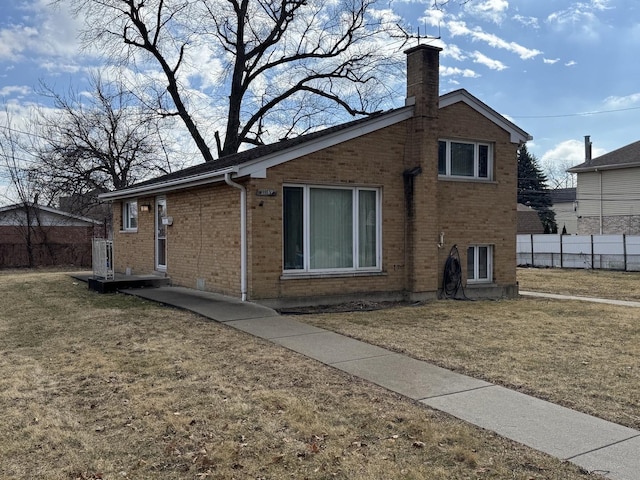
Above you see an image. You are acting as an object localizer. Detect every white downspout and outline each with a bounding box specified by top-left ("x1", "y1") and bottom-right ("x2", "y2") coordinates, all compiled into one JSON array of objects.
[{"x1": 224, "y1": 172, "x2": 247, "y2": 302}]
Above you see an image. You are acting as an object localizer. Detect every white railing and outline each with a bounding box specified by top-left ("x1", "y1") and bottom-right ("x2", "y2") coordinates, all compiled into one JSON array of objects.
[
  {"x1": 92, "y1": 238, "x2": 114, "y2": 280},
  {"x1": 517, "y1": 234, "x2": 640, "y2": 271}
]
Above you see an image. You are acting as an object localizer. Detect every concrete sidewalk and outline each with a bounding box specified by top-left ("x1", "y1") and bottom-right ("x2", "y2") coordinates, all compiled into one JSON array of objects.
[
  {"x1": 520, "y1": 290, "x2": 640, "y2": 308},
  {"x1": 121, "y1": 286, "x2": 640, "y2": 480}
]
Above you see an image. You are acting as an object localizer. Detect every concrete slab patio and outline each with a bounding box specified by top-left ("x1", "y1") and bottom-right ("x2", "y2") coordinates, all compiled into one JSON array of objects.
[{"x1": 118, "y1": 285, "x2": 640, "y2": 480}]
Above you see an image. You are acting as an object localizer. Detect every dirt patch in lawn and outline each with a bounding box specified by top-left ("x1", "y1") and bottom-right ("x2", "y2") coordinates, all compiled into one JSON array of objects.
[{"x1": 0, "y1": 271, "x2": 600, "y2": 480}]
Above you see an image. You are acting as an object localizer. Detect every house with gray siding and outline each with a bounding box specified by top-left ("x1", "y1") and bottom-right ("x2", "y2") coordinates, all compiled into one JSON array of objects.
[{"x1": 568, "y1": 138, "x2": 640, "y2": 235}]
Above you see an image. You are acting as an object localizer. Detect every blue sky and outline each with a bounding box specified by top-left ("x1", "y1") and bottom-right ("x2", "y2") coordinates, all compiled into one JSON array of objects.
[{"x1": 1, "y1": 0, "x2": 640, "y2": 200}]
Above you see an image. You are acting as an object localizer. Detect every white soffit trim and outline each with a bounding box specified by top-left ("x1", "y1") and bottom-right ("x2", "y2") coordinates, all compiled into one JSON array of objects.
[
  {"x1": 239, "y1": 106, "x2": 414, "y2": 178},
  {"x1": 439, "y1": 90, "x2": 532, "y2": 144},
  {"x1": 99, "y1": 167, "x2": 238, "y2": 201}
]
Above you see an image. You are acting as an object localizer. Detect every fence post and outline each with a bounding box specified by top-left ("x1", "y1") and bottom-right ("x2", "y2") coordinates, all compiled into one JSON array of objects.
[
  {"x1": 530, "y1": 234, "x2": 534, "y2": 266},
  {"x1": 591, "y1": 235, "x2": 594, "y2": 269},
  {"x1": 624, "y1": 234, "x2": 627, "y2": 271},
  {"x1": 560, "y1": 234, "x2": 564, "y2": 268}
]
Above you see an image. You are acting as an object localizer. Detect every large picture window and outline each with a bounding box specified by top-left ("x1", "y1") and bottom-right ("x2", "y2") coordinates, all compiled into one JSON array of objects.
[
  {"x1": 283, "y1": 185, "x2": 381, "y2": 273},
  {"x1": 467, "y1": 245, "x2": 493, "y2": 283},
  {"x1": 439, "y1": 140, "x2": 492, "y2": 179},
  {"x1": 122, "y1": 200, "x2": 138, "y2": 231}
]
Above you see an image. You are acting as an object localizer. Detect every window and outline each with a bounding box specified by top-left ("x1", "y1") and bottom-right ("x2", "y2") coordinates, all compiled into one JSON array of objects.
[
  {"x1": 438, "y1": 140, "x2": 492, "y2": 179},
  {"x1": 122, "y1": 200, "x2": 138, "y2": 231},
  {"x1": 283, "y1": 185, "x2": 380, "y2": 272},
  {"x1": 467, "y1": 245, "x2": 492, "y2": 283}
]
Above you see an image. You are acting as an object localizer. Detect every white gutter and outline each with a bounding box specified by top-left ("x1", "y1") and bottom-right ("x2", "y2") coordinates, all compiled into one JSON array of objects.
[
  {"x1": 224, "y1": 172, "x2": 247, "y2": 302},
  {"x1": 99, "y1": 167, "x2": 238, "y2": 201}
]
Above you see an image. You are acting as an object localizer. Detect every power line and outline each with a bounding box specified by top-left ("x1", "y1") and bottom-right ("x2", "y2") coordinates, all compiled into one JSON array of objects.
[{"x1": 510, "y1": 105, "x2": 640, "y2": 119}]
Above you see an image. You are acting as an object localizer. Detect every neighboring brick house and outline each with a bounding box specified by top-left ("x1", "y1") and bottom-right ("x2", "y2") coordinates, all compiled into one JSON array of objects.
[
  {"x1": 100, "y1": 45, "x2": 531, "y2": 307},
  {"x1": 568, "y1": 139, "x2": 640, "y2": 235},
  {"x1": 0, "y1": 202, "x2": 102, "y2": 268}
]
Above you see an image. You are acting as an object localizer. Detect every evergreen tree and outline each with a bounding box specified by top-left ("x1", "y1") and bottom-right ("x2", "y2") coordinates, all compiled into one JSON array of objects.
[{"x1": 517, "y1": 145, "x2": 557, "y2": 233}]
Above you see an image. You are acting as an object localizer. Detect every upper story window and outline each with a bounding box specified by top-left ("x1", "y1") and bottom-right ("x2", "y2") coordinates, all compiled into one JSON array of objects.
[
  {"x1": 122, "y1": 200, "x2": 138, "y2": 231},
  {"x1": 283, "y1": 185, "x2": 381, "y2": 273},
  {"x1": 439, "y1": 140, "x2": 492, "y2": 179}
]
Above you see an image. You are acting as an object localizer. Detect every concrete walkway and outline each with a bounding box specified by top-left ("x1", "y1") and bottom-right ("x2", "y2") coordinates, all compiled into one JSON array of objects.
[
  {"x1": 121, "y1": 286, "x2": 640, "y2": 480},
  {"x1": 520, "y1": 290, "x2": 640, "y2": 308}
]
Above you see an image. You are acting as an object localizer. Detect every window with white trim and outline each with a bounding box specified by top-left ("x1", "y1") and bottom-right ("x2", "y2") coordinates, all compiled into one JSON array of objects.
[
  {"x1": 122, "y1": 200, "x2": 138, "y2": 231},
  {"x1": 283, "y1": 185, "x2": 381, "y2": 273},
  {"x1": 467, "y1": 245, "x2": 493, "y2": 283},
  {"x1": 439, "y1": 140, "x2": 492, "y2": 179}
]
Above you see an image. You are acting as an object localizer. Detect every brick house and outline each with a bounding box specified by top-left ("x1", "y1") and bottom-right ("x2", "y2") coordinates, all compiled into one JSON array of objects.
[
  {"x1": 0, "y1": 202, "x2": 102, "y2": 268},
  {"x1": 100, "y1": 45, "x2": 531, "y2": 307}
]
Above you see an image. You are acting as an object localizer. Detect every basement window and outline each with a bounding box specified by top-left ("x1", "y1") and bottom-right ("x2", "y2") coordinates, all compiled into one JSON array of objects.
[
  {"x1": 283, "y1": 185, "x2": 381, "y2": 273},
  {"x1": 467, "y1": 245, "x2": 493, "y2": 283},
  {"x1": 439, "y1": 140, "x2": 492, "y2": 180},
  {"x1": 122, "y1": 200, "x2": 138, "y2": 231}
]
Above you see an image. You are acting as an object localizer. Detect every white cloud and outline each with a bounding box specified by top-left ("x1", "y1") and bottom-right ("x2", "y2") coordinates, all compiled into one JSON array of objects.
[
  {"x1": 471, "y1": 51, "x2": 507, "y2": 70},
  {"x1": 546, "y1": 0, "x2": 613, "y2": 42},
  {"x1": 541, "y1": 139, "x2": 607, "y2": 166},
  {"x1": 513, "y1": 15, "x2": 540, "y2": 28},
  {"x1": 440, "y1": 65, "x2": 480, "y2": 78},
  {"x1": 0, "y1": 0, "x2": 84, "y2": 63},
  {"x1": 463, "y1": 0, "x2": 510, "y2": 24},
  {"x1": 0, "y1": 85, "x2": 31, "y2": 97},
  {"x1": 448, "y1": 21, "x2": 542, "y2": 60},
  {"x1": 603, "y1": 93, "x2": 640, "y2": 109},
  {"x1": 543, "y1": 58, "x2": 560, "y2": 64},
  {"x1": 441, "y1": 43, "x2": 466, "y2": 61},
  {"x1": 565, "y1": 60, "x2": 577, "y2": 66}
]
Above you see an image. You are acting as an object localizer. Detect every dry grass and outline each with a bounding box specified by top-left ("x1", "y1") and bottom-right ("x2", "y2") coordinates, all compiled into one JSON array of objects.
[
  {"x1": 298, "y1": 269, "x2": 640, "y2": 432},
  {"x1": 0, "y1": 271, "x2": 595, "y2": 480},
  {"x1": 518, "y1": 267, "x2": 640, "y2": 301}
]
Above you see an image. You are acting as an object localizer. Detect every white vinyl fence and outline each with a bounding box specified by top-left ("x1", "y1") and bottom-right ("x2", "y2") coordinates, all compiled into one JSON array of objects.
[{"x1": 517, "y1": 234, "x2": 640, "y2": 271}]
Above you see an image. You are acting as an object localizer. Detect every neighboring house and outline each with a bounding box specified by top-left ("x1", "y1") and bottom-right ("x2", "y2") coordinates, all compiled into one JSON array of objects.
[
  {"x1": 517, "y1": 203, "x2": 544, "y2": 234},
  {"x1": 0, "y1": 202, "x2": 103, "y2": 268},
  {"x1": 568, "y1": 138, "x2": 640, "y2": 235},
  {"x1": 549, "y1": 188, "x2": 577, "y2": 234},
  {"x1": 100, "y1": 45, "x2": 531, "y2": 307}
]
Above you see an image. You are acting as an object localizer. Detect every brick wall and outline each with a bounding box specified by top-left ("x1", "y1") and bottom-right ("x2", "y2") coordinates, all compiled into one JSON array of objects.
[
  {"x1": 0, "y1": 225, "x2": 95, "y2": 267},
  {"x1": 436, "y1": 101, "x2": 519, "y2": 292},
  {"x1": 245, "y1": 122, "x2": 409, "y2": 305},
  {"x1": 578, "y1": 215, "x2": 640, "y2": 235}
]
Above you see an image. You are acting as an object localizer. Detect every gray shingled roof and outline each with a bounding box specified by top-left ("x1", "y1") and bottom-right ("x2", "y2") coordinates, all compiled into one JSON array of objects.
[
  {"x1": 549, "y1": 188, "x2": 576, "y2": 203},
  {"x1": 121, "y1": 111, "x2": 395, "y2": 191},
  {"x1": 568, "y1": 140, "x2": 640, "y2": 172}
]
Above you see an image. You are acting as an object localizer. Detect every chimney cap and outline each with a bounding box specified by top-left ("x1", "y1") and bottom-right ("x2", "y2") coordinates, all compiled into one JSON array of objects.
[{"x1": 404, "y1": 44, "x2": 443, "y2": 55}]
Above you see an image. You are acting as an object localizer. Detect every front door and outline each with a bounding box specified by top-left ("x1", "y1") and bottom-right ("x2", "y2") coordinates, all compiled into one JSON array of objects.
[{"x1": 155, "y1": 197, "x2": 167, "y2": 271}]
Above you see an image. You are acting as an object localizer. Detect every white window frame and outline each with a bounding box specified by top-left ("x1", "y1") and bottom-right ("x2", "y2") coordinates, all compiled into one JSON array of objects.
[
  {"x1": 122, "y1": 200, "x2": 138, "y2": 231},
  {"x1": 438, "y1": 139, "x2": 493, "y2": 180},
  {"x1": 467, "y1": 244, "x2": 493, "y2": 284},
  {"x1": 283, "y1": 184, "x2": 382, "y2": 274}
]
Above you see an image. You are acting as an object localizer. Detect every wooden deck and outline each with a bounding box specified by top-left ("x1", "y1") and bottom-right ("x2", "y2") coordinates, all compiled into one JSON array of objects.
[{"x1": 71, "y1": 272, "x2": 171, "y2": 293}]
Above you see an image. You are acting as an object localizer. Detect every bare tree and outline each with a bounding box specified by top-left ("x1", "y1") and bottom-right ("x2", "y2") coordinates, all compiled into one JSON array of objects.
[
  {"x1": 30, "y1": 72, "x2": 177, "y2": 209},
  {"x1": 542, "y1": 157, "x2": 576, "y2": 190},
  {"x1": 0, "y1": 110, "x2": 43, "y2": 266},
  {"x1": 60, "y1": 0, "x2": 408, "y2": 160}
]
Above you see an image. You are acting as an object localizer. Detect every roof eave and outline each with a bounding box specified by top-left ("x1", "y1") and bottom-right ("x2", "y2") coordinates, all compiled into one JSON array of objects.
[
  {"x1": 567, "y1": 161, "x2": 640, "y2": 173},
  {"x1": 99, "y1": 166, "x2": 239, "y2": 201},
  {"x1": 99, "y1": 106, "x2": 414, "y2": 201}
]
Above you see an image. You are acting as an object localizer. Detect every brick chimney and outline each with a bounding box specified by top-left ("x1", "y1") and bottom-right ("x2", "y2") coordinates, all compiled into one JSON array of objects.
[{"x1": 405, "y1": 44, "x2": 442, "y2": 118}]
